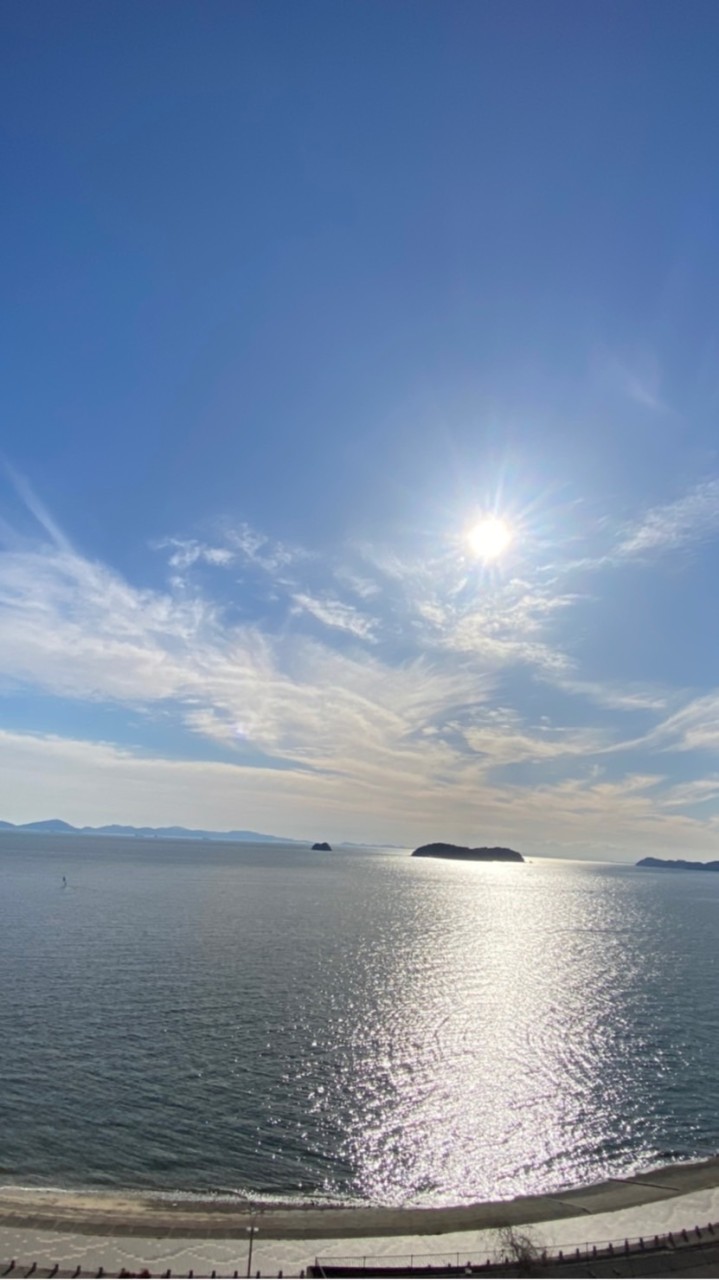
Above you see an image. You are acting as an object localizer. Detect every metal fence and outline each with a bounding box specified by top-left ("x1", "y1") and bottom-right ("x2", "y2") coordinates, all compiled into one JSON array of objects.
[
  {"x1": 1, "y1": 1220, "x2": 716, "y2": 1279},
  {"x1": 312, "y1": 1218, "x2": 717, "y2": 1276}
]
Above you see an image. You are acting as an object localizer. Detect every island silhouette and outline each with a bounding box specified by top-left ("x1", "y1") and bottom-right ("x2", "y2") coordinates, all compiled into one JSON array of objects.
[
  {"x1": 412, "y1": 842, "x2": 524, "y2": 862},
  {"x1": 637, "y1": 856, "x2": 719, "y2": 871}
]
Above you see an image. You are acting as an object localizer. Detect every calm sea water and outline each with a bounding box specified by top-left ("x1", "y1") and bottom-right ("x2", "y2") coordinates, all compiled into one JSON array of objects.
[{"x1": 0, "y1": 834, "x2": 717, "y2": 1207}]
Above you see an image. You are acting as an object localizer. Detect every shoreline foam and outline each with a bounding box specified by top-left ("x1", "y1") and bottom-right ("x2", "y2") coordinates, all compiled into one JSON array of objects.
[{"x1": 1, "y1": 1156, "x2": 718, "y2": 1240}]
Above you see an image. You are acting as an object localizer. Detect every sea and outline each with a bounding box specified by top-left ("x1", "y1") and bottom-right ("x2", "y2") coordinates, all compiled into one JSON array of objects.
[{"x1": 1, "y1": 833, "x2": 717, "y2": 1208}]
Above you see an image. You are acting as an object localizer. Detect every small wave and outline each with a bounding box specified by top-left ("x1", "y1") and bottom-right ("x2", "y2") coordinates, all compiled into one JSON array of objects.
[{"x1": 0, "y1": 1180, "x2": 365, "y2": 1210}]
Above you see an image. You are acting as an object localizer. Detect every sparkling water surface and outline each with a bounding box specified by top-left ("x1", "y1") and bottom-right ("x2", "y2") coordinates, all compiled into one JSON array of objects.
[{"x1": 0, "y1": 834, "x2": 717, "y2": 1206}]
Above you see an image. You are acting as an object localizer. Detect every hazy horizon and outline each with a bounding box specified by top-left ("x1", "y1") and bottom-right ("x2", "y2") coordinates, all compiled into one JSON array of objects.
[
  {"x1": 0, "y1": 817, "x2": 407, "y2": 848},
  {"x1": 0, "y1": 819, "x2": 684, "y2": 865}
]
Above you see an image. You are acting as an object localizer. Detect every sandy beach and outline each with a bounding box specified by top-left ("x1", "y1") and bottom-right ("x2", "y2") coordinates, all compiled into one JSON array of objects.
[
  {"x1": 1, "y1": 1158, "x2": 718, "y2": 1276},
  {"x1": 2, "y1": 1157, "x2": 719, "y2": 1236}
]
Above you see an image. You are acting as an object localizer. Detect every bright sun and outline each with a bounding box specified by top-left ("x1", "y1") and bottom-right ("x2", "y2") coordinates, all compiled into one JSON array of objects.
[{"x1": 466, "y1": 516, "x2": 513, "y2": 561}]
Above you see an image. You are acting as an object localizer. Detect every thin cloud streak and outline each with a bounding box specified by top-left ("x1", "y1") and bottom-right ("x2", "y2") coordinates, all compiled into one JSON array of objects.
[
  {"x1": 290, "y1": 592, "x2": 377, "y2": 640},
  {"x1": 156, "y1": 538, "x2": 235, "y2": 570},
  {"x1": 3, "y1": 463, "x2": 75, "y2": 554},
  {"x1": 617, "y1": 479, "x2": 719, "y2": 557},
  {"x1": 549, "y1": 676, "x2": 672, "y2": 713},
  {"x1": 539, "y1": 475, "x2": 719, "y2": 579},
  {"x1": 595, "y1": 347, "x2": 671, "y2": 415}
]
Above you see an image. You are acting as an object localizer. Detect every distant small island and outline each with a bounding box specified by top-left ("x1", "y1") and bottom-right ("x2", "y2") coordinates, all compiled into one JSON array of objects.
[
  {"x1": 636, "y1": 856, "x2": 719, "y2": 872},
  {"x1": 312, "y1": 841, "x2": 332, "y2": 851},
  {"x1": 412, "y1": 842, "x2": 524, "y2": 863}
]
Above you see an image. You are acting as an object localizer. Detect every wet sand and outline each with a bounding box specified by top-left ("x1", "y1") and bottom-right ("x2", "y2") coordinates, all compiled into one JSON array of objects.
[{"x1": 1, "y1": 1157, "x2": 718, "y2": 1239}]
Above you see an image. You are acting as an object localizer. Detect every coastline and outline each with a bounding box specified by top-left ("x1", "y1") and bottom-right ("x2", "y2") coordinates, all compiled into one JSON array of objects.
[{"x1": 1, "y1": 1156, "x2": 718, "y2": 1239}]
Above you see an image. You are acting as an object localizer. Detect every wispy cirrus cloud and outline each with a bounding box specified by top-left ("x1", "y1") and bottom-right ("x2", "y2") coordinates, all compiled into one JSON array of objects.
[
  {"x1": 290, "y1": 592, "x2": 378, "y2": 640},
  {"x1": 2, "y1": 726, "x2": 719, "y2": 856},
  {"x1": 595, "y1": 346, "x2": 670, "y2": 415},
  {"x1": 621, "y1": 690, "x2": 719, "y2": 755},
  {"x1": 549, "y1": 676, "x2": 672, "y2": 713},
  {"x1": 350, "y1": 543, "x2": 577, "y2": 672},
  {"x1": 2, "y1": 460, "x2": 74, "y2": 553},
  {"x1": 155, "y1": 520, "x2": 578, "y2": 674},
  {"x1": 657, "y1": 777, "x2": 719, "y2": 808},
  {"x1": 0, "y1": 532, "x2": 495, "y2": 779},
  {"x1": 0, "y1": 496, "x2": 594, "y2": 825},
  {"x1": 157, "y1": 523, "x2": 309, "y2": 579},
  {"x1": 541, "y1": 474, "x2": 719, "y2": 577},
  {"x1": 4, "y1": 467, "x2": 719, "y2": 853},
  {"x1": 224, "y1": 521, "x2": 310, "y2": 578},
  {"x1": 616, "y1": 478, "x2": 719, "y2": 558},
  {"x1": 156, "y1": 538, "x2": 235, "y2": 570},
  {"x1": 427, "y1": 703, "x2": 608, "y2": 767}
]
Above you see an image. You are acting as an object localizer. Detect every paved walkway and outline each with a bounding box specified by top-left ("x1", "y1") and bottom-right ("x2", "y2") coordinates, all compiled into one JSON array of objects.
[{"x1": 1, "y1": 1161, "x2": 718, "y2": 1277}]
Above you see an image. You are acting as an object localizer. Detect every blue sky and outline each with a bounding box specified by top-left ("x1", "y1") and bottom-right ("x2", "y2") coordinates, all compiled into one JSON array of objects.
[{"x1": 4, "y1": 1, "x2": 719, "y2": 857}]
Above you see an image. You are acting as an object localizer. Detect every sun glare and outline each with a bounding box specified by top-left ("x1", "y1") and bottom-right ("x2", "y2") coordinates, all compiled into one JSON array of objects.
[{"x1": 466, "y1": 516, "x2": 513, "y2": 561}]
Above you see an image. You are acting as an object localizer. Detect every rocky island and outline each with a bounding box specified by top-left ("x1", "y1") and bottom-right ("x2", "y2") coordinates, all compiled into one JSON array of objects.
[
  {"x1": 412, "y1": 842, "x2": 524, "y2": 862},
  {"x1": 636, "y1": 856, "x2": 719, "y2": 871},
  {"x1": 312, "y1": 841, "x2": 332, "y2": 851}
]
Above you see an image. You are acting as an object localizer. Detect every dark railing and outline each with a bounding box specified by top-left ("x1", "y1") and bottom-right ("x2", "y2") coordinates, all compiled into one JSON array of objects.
[
  {"x1": 0, "y1": 1269, "x2": 298, "y2": 1279},
  {"x1": 310, "y1": 1218, "x2": 718, "y2": 1276},
  {"x1": 0, "y1": 1221, "x2": 716, "y2": 1279}
]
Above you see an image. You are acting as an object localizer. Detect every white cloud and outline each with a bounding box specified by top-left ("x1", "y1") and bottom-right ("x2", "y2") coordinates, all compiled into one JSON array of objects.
[
  {"x1": 0, "y1": 534, "x2": 496, "y2": 777},
  {"x1": 354, "y1": 545, "x2": 575, "y2": 672},
  {"x1": 462, "y1": 715, "x2": 607, "y2": 766},
  {"x1": 617, "y1": 478, "x2": 719, "y2": 557},
  {"x1": 658, "y1": 778, "x2": 719, "y2": 808},
  {"x1": 625, "y1": 691, "x2": 719, "y2": 755},
  {"x1": 0, "y1": 526, "x2": 608, "y2": 844},
  {"x1": 225, "y1": 522, "x2": 309, "y2": 577},
  {"x1": 156, "y1": 538, "x2": 235, "y2": 570},
  {"x1": 549, "y1": 676, "x2": 671, "y2": 713},
  {"x1": 538, "y1": 476, "x2": 719, "y2": 578},
  {"x1": 155, "y1": 522, "x2": 310, "y2": 583},
  {"x1": 291, "y1": 592, "x2": 377, "y2": 640},
  {"x1": 332, "y1": 567, "x2": 381, "y2": 600},
  {"x1": 5, "y1": 483, "x2": 719, "y2": 854}
]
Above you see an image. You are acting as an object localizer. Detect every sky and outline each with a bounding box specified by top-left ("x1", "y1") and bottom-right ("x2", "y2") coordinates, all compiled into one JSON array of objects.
[{"x1": 3, "y1": 1, "x2": 719, "y2": 858}]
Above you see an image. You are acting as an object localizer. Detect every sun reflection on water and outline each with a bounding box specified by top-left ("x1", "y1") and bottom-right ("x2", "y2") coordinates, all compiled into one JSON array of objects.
[
  {"x1": 307, "y1": 860, "x2": 687, "y2": 1205},
  {"x1": 1, "y1": 844, "x2": 714, "y2": 1205}
]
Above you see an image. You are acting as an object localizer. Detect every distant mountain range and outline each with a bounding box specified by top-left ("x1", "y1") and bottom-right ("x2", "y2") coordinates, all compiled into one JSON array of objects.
[{"x1": 0, "y1": 818, "x2": 304, "y2": 844}]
